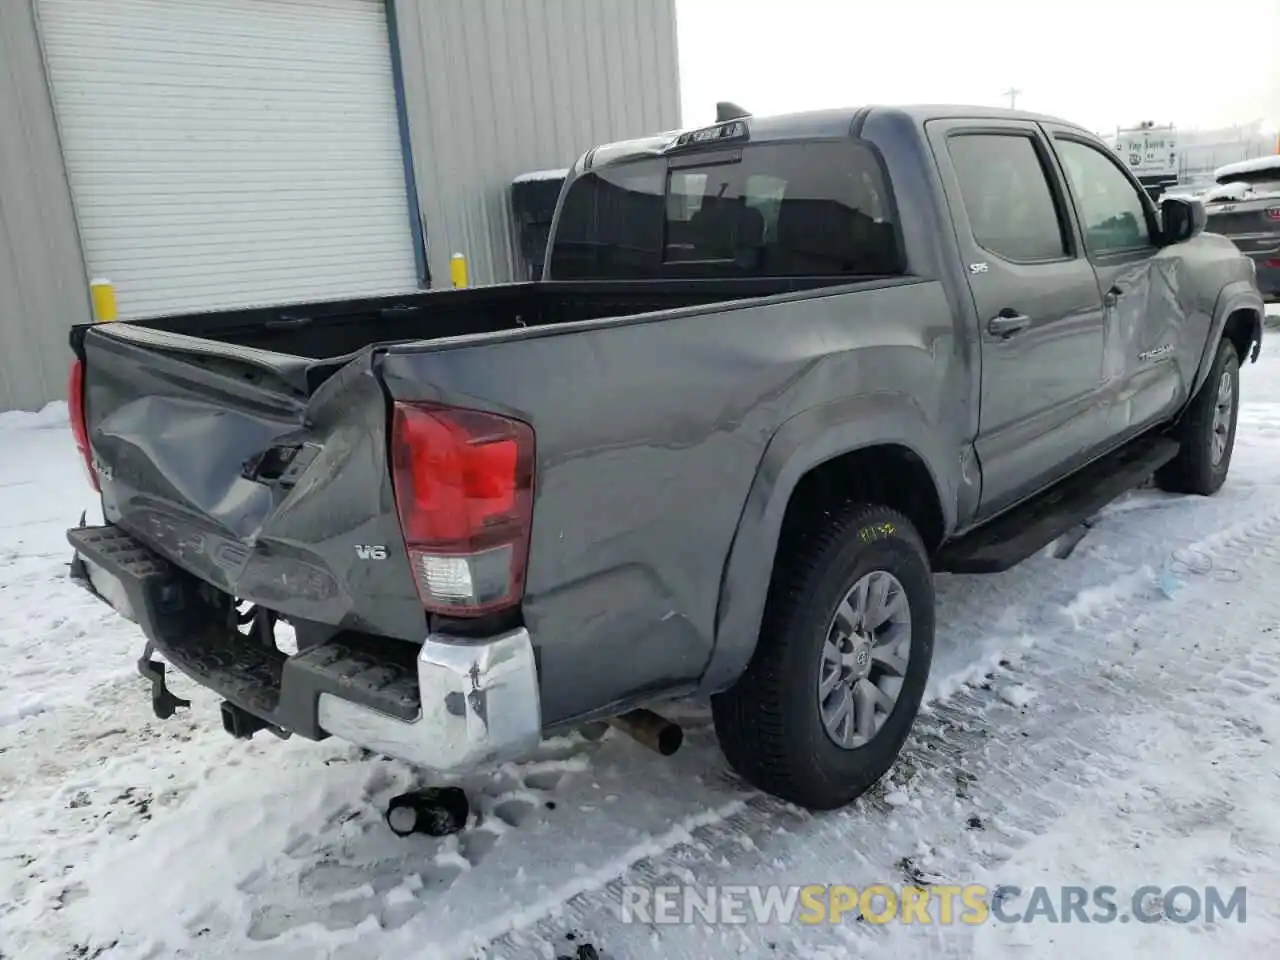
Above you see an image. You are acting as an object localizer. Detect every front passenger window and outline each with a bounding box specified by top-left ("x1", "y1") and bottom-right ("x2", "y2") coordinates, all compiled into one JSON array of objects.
[{"x1": 1055, "y1": 139, "x2": 1153, "y2": 254}]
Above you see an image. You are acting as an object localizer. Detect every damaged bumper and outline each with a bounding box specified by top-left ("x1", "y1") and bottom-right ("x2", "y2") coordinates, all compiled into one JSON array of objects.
[
  {"x1": 67, "y1": 523, "x2": 543, "y2": 774},
  {"x1": 316, "y1": 630, "x2": 541, "y2": 773}
]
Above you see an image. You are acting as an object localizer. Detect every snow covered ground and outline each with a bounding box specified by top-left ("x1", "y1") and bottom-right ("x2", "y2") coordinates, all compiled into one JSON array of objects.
[{"x1": 5, "y1": 323, "x2": 1280, "y2": 959}]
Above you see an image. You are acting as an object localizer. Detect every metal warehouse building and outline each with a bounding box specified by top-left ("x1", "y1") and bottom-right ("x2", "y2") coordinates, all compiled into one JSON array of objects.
[{"x1": 0, "y1": 0, "x2": 680, "y2": 411}]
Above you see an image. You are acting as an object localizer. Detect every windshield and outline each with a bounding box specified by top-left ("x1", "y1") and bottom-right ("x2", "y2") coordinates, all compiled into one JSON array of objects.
[{"x1": 547, "y1": 140, "x2": 902, "y2": 281}]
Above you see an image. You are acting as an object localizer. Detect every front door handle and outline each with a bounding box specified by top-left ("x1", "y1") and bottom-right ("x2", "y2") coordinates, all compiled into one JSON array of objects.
[
  {"x1": 1103, "y1": 285, "x2": 1124, "y2": 308},
  {"x1": 987, "y1": 311, "x2": 1032, "y2": 338}
]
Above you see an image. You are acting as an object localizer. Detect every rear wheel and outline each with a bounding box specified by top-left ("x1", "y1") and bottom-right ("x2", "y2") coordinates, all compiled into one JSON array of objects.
[
  {"x1": 711, "y1": 503, "x2": 933, "y2": 810},
  {"x1": 1155, "y1": 338, "x2": 1240, "y2": 496}
]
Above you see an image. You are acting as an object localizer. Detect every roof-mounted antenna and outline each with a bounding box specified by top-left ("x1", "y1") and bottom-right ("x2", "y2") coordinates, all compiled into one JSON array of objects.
[{"x1": 716, "y1": 101, "x2": 752, "y2": 123}]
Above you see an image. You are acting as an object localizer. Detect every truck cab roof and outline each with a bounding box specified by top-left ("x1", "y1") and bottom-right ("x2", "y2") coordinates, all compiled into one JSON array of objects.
[{"x1": 583, "y1": 104, "x2": 1094, "y2": 171}]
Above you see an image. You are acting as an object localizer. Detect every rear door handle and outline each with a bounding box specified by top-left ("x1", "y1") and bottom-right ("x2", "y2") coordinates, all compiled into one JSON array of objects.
[
  {"x1": 1103, "y1": 285, "x2": 1124, "y2": 308},
  {"x1": 987, "y1": 311, "x2": 1032, "y2": 338}
]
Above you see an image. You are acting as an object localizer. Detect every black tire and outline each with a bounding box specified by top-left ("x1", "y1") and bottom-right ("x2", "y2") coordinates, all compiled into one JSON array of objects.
[
  {"x1": 1155, "y1": 338, "x2": 1240, "y2": 496},
  {"x1": 711, "y1": 503, "x2": 934, "y2": 810}
]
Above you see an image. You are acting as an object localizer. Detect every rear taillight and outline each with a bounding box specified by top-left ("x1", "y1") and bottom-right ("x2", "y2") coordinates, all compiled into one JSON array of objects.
[
  {"x1": 67, "y1": 357, "x2": 99, "y2": 492},
  {"x1": 1267, "y1": 206, "x2": 1280, "y2": 222},
  {"x1": 390, "y1": 402, "x2": 534, "y2": 616},
  {"x1": 1266, "y1": 259, "x2": 1280, "y2": 269}
]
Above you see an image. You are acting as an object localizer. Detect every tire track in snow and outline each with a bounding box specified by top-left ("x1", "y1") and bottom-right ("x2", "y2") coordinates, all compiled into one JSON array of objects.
[
  {"x1": 468, "y1": 509, "x2": 1280, "y2": 959},
  {"x1": 16, "y1": 502, "x2": 1280, "y2": 960},
  {"x1": 8, "y1": 430, "x2": 1280, "y2": 960}
]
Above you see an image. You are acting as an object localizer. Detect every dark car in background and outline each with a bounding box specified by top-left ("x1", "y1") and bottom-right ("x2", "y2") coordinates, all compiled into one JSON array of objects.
[{"x1": 1204, "y1": 156, "x2": 1280, "y2": 301}]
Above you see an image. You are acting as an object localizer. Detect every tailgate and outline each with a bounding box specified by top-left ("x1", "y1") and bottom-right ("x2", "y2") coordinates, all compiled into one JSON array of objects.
[{"x1": 77, "y1": 323, "x2": 425, "y2": 640}]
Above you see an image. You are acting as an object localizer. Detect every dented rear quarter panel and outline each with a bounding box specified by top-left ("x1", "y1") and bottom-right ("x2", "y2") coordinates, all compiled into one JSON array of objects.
[{"x1": 379, "y1": 274, "x2": 968, "y2": 725}]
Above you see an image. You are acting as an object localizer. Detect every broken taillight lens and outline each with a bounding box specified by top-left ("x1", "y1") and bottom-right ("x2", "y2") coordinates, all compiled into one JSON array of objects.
[
  {"x1": 68, "y1": 357, "x2": 99, "y2": 492},
  {"x1": 390, "y1": 402, "x2": 535, "y2": 616}
]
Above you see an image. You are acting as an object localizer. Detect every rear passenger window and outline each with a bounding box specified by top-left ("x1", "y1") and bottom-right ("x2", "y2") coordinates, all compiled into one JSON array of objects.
[
  {"x1": 948, "y1": 134, "x2": 1068, "y2": 262},
  {"x1": 548, "y1": 141, "x2": 902, "y2": 280}
]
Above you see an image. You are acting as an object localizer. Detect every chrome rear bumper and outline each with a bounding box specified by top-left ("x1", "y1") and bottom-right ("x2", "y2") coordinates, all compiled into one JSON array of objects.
[
  {"x1": 68, "y1": 522, "x2": 543, "y2": 775},
  {"x1": 317, "y1": 628, "x2": 543, "y2": 774}
]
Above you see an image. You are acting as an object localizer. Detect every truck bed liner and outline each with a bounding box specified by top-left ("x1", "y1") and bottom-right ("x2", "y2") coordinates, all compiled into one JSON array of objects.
[{"x1": 120, "y1": 277, "x2": 850, "y2": 361}]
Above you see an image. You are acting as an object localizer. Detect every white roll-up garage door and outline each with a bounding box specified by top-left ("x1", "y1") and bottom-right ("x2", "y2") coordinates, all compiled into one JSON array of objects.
[{"x1": 37, "y1": 0, "x2": 420, "y2": 319}]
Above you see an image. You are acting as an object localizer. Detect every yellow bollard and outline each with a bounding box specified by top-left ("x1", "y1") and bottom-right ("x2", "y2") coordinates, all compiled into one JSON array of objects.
[
  {"x1": 450, "y1": 252, "x2": 469, "y2": 289},
  {"x1": 89, "y1": 278, "x2": 118, "y2": 322}
]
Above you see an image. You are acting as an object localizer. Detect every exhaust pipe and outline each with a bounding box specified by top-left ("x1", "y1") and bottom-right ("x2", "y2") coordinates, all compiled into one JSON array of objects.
[{"x1": 608, "y1": 708, "x2": 683, "y2": 756}]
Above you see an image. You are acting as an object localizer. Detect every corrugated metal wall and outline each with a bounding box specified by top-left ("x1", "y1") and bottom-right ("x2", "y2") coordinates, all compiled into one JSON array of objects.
[
  {"x1": 39, "y1": 0, "x2": 423, "y2": 320},
  {"x1": 0, "y1": 0, "x2": 680, "y2": 410},
  {"x1": 394, "y1": 0, "x2": 681, "y2": 286},
  {"x1": 0, "y1": 0, "x2": 89, "y2": 412}
]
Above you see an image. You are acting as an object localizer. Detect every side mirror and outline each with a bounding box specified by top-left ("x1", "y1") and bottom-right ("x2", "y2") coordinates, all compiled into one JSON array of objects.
[{"x1": 1160, "y1": 196, "x2": 1207, "y2": 245}]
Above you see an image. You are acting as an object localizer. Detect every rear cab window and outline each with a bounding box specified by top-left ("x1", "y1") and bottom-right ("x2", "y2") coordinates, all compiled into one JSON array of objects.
[{"x1": 548, "y1": 138, "x2": 903, "y2": 280}]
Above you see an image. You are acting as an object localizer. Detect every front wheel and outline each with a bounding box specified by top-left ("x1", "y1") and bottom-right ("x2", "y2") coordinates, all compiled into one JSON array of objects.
[
  {"x1": 1155, "y1": 338, "x2": 1240, "y2": 496},
  {"x1": 711, "y1": 504, "x2": 934, "y2": 810}
]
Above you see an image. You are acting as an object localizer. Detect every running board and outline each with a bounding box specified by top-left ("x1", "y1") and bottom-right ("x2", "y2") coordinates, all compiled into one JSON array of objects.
[{"x1": 935, "y1": 435, "x2": 1179, "y2": 574}]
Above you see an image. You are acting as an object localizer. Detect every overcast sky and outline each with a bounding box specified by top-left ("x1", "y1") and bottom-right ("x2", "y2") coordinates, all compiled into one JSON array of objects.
[{"x1": 676, "y1": 0, "x2": 1280, "y2": 136}]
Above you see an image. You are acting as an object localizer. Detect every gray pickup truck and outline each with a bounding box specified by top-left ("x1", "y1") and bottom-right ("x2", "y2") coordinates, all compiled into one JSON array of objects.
[{"x1": 67, "y1": 104, "x2": 1264, "y2": 811}]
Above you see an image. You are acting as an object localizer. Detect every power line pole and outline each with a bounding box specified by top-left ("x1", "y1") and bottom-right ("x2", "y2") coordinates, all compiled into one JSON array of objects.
[{"x1": 1003, "y1": 87, "x2": 1021, "y2": 110}]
